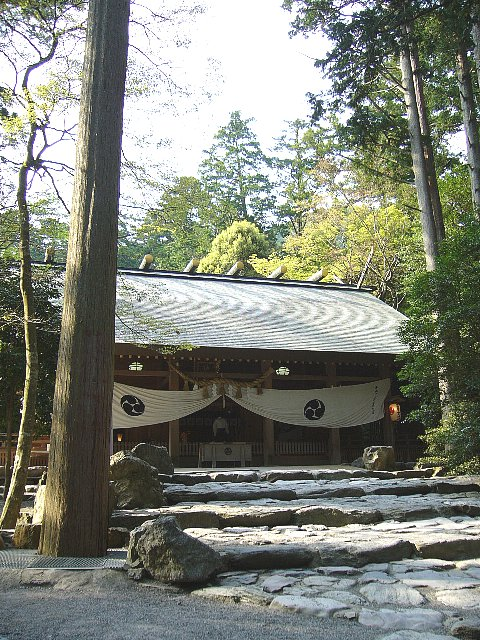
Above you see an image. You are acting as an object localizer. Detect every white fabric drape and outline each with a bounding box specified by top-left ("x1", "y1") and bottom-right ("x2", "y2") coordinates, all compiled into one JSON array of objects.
[
  {"x1": 229, "y1": 379, "x2": 390, "y2": 428},
  {"x1": 112, "y1": 382, "x2": 220, "y2": 428},
  {"x1": 112, "y1": 379, "x2": 390, "y2": 429}
]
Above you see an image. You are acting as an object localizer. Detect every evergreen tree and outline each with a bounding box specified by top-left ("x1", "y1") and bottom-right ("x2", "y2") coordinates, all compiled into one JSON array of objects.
[
  {"x1": 133, "y1": 176, "x2": 217, "y2": 270},
  {"x1": 40, "y1": 0, "x2": 130, "y2": 557},
  {"x1": 199, "y1": 111, "x2": 276, "y2": 229}
]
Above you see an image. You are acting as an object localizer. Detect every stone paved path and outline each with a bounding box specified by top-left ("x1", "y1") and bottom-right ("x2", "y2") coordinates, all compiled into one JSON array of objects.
[
  {"x1": 3, "y1": 467, "x2": 480, "y2": 638},
  {"x1": 118, "y1": 468, "x2": 480, "y2": 638}
]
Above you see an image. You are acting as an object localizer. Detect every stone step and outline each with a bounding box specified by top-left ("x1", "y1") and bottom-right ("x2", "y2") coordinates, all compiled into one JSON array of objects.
[
  {"x1": 168, "y1": 468, "x2": 440, "y2": 486},
  {"x1": 163, "y1": 477, "x2": 480, "y2": 504},
  {"x1": 190, "y1": 517, "x2": 480, "y2": 569},
  {"x1": 110, "y1": 493, "x2": 480, "y2": 531}
]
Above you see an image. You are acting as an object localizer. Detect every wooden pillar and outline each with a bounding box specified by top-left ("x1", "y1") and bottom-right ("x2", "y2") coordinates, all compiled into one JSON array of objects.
[
  {"x1": 326, "y1": 361, "x2": 342, "y2": 465},
  {"x1": 380, "y1": 361, "x2": 394, "y2": 447},
  {"x1": 168, "y1": 367, "x2": 180, "y2": 464},
  {"x1": 261, "y1": 360, "x2": 274, "y2": 465}
]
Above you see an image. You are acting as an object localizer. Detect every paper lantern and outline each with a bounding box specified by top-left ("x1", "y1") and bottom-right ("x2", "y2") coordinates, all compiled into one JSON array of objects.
[{"x1": 389, "y1": 402, "x2": 401, "y2": 422}]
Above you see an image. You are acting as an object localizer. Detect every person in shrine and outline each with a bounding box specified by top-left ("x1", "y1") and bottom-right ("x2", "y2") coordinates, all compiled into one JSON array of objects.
[{"x1": 212, "y1": 413, "x2": 230, "y2": 442}]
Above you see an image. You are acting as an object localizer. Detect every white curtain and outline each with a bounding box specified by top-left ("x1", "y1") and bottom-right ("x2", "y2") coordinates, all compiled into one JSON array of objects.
[
  {"x1": 228, "y1": 379, "x2": 390, "y2": 428},
  {"x1": 112, "y1": 382, "x2": 220, "y2": 428},
  {"x1": 112, "y1": 379, "x2": 390, "y2": 430}
]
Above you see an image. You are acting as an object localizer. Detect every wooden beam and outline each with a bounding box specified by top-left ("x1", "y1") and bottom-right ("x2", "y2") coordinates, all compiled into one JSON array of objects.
[
  {"x1": 168, "y1": 368, "x2": 181, "y2": 463},
  {"x1": 380, "y1": 361, "x2": 394, "y2": 446},
  {"x1": 326, "y1": 361, "x2": 342, "y2": 465},
  {"x1": 226, "y1": 261, "x2": 244, "y2": 276},
  {"x1": 261, "y1": 360, "x2": 274, "y2": 465},
  {"x1": 267, "y1": 264, "x2": 287, "y2": 279},
  {"x1": 183, "y1": 258, "x2": 200, "y2": 273},
  {"x1": 306, "y1": 269, "x2": 324, "y2": 282}
]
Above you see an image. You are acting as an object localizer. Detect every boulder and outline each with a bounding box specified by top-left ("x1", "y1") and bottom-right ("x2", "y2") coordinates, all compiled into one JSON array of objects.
[
  {"x1": 108, "y1": 481, "x2": 118, "y2": 515},
  {"x1": 351, "y1": 457, "x2": 365, "y2": 468},
  {"x1": 131, "y1": 443, "x2": 174, "y2": 475},
  {"x1": 109, "y1": 450, "x2": 165, "y2": 509},
  {"x1": 127, "y1": 516, "x2": 223, "y2": 584},
  {"x1": 363, "y1": 446, "x2": 396, "y2": 471},
  {"x1": 13, "y1": 523, "x2": 41, "y2": 549}
]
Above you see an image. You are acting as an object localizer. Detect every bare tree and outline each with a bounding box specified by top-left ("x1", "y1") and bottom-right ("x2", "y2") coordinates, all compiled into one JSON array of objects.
[
  {"x1": 39, "y1": 0, "x2": 130, "y2": 557},
  {"x1": 0, "y1": 7, "x2": 70, "y2": 528}
]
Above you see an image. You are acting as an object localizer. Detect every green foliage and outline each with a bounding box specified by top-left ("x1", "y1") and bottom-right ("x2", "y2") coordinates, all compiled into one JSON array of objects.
[
  {"x1": 0, "y1": 260, "x2": 61, "y2": 433},
  {"x1": 197, "y1": 221, "x2": 271, "y2": 275},
  {"x1": 418, "y1": 402, "x2": 480, "y2": 474},
  {"x1": 199, "y1": 111, "x2": 276, "y2": 229},
  {"x1": 273, "y1": 120, "x2": 330, "y2": 235},
  {"x1": 399, "y1": 218, "x2": 480, "y2": 471},
  {"x1": 133, "y1": 176, "x2": 216, "y2": 270}
]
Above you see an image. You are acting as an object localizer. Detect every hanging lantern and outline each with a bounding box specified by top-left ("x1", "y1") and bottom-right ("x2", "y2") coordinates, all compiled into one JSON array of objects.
[{"x1": 389, "y1": 403, "x2": 401, "y2": 422}]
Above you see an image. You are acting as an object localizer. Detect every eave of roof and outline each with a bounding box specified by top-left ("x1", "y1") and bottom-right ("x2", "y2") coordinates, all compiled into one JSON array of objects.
[{"x1": 114, "y1": 268, "x2": 407, "y2": 355}]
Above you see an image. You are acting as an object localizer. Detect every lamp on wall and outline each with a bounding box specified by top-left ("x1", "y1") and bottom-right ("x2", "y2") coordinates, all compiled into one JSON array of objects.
[
  {"x1": 116, "y1": 431, "x2": 124, "y2": 442},
  {"x1": 389, "y1": 403, "x2": 401, "y2": 422}
]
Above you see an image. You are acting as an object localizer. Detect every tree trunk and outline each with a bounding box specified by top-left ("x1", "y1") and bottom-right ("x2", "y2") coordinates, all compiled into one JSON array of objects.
[
  {"x1": 409, "y1": 38, "x2": 445, "y2": 243},
  {"x1": 3, "y1": 387, "x2": 15, "y2": 499},
  {"x1": 399, "y1": 45, "x2": 439, "y2": 271},
  {"x1": 471, "y1": 5, "x2": 480, "y2": 90},
  {"x1": 456, "y1": 39, "x2": 480, "y2": 219},
  {"x1": 0, "y1": 86, "x2": 43, "y2": 529},
  {"x1": 39, "y1": 0, "x2": 130, "y2": 557}
]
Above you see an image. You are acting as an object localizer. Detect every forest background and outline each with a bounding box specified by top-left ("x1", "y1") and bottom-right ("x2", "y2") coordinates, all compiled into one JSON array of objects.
[{"x1": 1, "y1": 0, "x2": 480, "y2": 478}]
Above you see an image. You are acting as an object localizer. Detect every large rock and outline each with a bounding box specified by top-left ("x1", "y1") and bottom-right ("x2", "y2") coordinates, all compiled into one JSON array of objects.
[
  {"x1": 128, "y1": 516, "x2": 223, "y2": 584},
  {"x1": 131, "y1": 443, "x2": 174, "y2": 475},
  {"x1": 110, "y1": 450, "x2": 165, "y2": 509},
  {"x1": 363, "y1": 446, "x2": 396, "y2": 471}
]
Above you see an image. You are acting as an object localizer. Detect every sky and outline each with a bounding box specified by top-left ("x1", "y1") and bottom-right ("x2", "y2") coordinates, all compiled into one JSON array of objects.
[{"x1": 146, "y1": 0, "x2": 329, "y2": 177}]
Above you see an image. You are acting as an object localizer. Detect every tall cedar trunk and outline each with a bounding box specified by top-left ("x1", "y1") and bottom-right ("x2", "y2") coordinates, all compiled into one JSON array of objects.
[
  {"x1": 409, "y1": 37, "x2": 445, "y2": 243},
  {"x1": 3, "y1": 387, "x2": 15, "y2": 499},
  {"x1": 472, "y1": 6, "x2": 480, "y2": 89},
  {"x1": 399, "y1": 45, "x2": 439, "y2": 271},
  {"x1": 39, "y1": 0, "x2": 130, "y2": 557},
  {"x1": 456, "y1": 39, "x2": 480, "y2": 218},
  {"x1": 0, "y1": 115, "x2": 40, "y2": 529}
]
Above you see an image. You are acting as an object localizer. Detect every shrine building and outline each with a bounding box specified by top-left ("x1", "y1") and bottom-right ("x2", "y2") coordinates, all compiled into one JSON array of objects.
[{"x1": 113, "y1": 265, "x2": 419, "y2": 467}]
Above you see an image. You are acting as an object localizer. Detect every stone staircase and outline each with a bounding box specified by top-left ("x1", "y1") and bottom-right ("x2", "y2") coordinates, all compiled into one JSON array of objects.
[
  {"x1": 115, "y1": 467, "x2": 480, "y2": 636},
  {"x1": 110, "y1": 468, "x2": 480, "y2": 570}
]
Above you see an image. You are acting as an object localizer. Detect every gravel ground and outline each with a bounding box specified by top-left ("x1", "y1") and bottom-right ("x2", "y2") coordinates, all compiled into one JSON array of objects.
[{"x1": 0, "y1": 569, "x2": 381, "y2": 640}]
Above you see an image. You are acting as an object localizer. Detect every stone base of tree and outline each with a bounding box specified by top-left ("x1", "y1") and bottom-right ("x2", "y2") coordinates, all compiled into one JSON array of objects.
[
  {"x1": 108, "y1": 526, "x2": 130, "y2": 548},
  {"x1": 13, "y1": 523, "x2": 41, "y2": 549}
]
